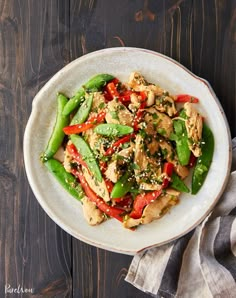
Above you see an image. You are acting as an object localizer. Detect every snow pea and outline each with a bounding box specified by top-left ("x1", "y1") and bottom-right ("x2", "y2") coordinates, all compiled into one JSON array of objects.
[
  {"x1": 171, "y1": 109, "x2": 191, "y2": 166},
  {"x1": 70, "y1": 93, "x2": 93, "y2": 125},
  {"x1": 63, "y1": 74, "x2": 114, "y2": 116},
  {"x1": 170, "y1": 172, "x2": 190, "y2": 193},
  {"x1": 70, "y1": 134, "x2": 103, "y2": 182},
  {"x1": 192, "y1": 123, "x2": 214, "y2": 194},
  {"x1": 44, "y1": 158, "x2": 84, "y2": 201},
  {"x1": 42, "y1": 93, "x2": 70, "y2": 162},
  {"x1": 94, "y1": 124, "x2": 134, "y2": 137},
  {"x1": 111, "y1": 172, "x2": 134, "y2": 198}
]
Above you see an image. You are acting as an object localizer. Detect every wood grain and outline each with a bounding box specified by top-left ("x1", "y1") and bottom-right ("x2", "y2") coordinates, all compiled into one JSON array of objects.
[
  {"x1": 0, "y1": 1, "x2": 72, "y2": 297},
  {"x1": 0, "y1": 0, "x2": 235, "y2": 297}
]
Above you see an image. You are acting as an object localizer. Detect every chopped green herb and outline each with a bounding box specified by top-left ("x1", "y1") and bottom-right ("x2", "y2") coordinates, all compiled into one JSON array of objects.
[
  {"x1": 110, "y1": 111, "x2": 119, "y2": 120},
  {"x1": 157, "y1": 128, "x2": 166, "y2": 136},
  {"x1": 152, "y1": 113, "x2": 158, "y2": 119}
]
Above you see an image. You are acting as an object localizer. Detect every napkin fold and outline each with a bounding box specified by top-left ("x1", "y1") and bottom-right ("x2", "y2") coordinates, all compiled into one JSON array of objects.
[{"x1": 126, "y1": 138, "x2": 236, "y2": 298}]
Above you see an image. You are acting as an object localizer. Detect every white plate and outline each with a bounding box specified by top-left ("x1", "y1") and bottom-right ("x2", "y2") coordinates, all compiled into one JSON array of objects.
[{"x1": 23, "y1": 47, "x2": 232, "y2": 255}]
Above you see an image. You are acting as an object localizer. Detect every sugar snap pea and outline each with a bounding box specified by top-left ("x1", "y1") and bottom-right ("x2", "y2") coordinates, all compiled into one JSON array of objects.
[
  {"x1": 170, "y1": 172, "x2": 190, "y2": 193},
  {"x1": 44, "y1": 158, "x2": 84, "y2": 200},
  {"x1": 94, "y1": 124, "x2": 134, "y2": 137},
  {"x1": 63, "y1": 74, "x2": 114, "y2": 116},
  {"x1": 41, "y1": 93, "x2": 70, "y2": 162},
  {"x1": 171, "y1": 109, "x2": 191, "y2": 166},
  {"x1": 191, "y1": 123, "x2": 214, "y2": 194},
  {"x1": 111, "y1": 172, "x2": 134, "y2": 198},
  {"x1": 70, "y1": 93, "x2": 93, "y2": 125},
  {"x1": 70, "y1": 134, "x2": 102, "y2": 182}
]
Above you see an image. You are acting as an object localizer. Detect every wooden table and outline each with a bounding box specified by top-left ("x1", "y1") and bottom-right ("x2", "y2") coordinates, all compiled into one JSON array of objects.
[{"x1": 1, "y1": 1, "x2": 235, "y2": 297}]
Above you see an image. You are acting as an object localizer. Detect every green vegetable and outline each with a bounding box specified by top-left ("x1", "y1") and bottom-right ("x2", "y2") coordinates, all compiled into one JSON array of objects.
[
  {"x1": 171, "y1": 109, "x2": 191, "y2": 166},
  {"x1": 41, "y1": 93, "x2": 70, "y2": 162},
  {"x1": 63, "y1": 74, "x2": 114, "y2": 116},
  {"x1": 192, "y1": 124, "x2": 214, "y2": 194},
  {"x1": 44, "y1": 158, "x2": 84, "y2": 200},
  {"x1": 170, "y1": 172, "x2": 190, "y2": 193},
  {"x1": 70, "y1": 134, "x2": 102, "y2": 182},
  {"x1": 70, "y1": 93, "x2": 93, "y2": 125},
  {"x1": 94, "y1": 124, "x2": 134, "y2": 137},
  {"x1": 111, "y1": 173, "x2": 134, "y2": 198}
]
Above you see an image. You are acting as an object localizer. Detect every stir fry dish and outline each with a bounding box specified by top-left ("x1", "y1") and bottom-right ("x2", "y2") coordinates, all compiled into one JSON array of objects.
[{"x1": 41, "y1": 72, "x2": 214, "y2": 229}]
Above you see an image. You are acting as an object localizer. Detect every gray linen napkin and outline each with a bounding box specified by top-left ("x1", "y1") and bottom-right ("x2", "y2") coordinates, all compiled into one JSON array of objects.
[{"x1": 126, "y1": 138, "x2": 236, "y2": 298}]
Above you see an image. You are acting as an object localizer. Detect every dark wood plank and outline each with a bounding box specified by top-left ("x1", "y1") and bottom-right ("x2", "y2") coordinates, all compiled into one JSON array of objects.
[
  {"x1": 0, "y1": 0, "x2": 72, "y2": 297},
  {"x1": 191, "y1": 0, "x2": 236, "y2": 137}
]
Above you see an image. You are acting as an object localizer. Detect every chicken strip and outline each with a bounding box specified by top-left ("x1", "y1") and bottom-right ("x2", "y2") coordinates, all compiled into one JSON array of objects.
[
  {"x1": 105, "y1": 98, "x2": 133, "y2": 126},
  {"x1": 82, "y1": 197, "x2": 104, "y2": 225},
  {"x1": 82, "y1": 166, "x2": 110, "y2": 202},
  {"x1": 144, "y1": 107, "x2": 173, "y2": 138},
  {"x1": 184, "y1": 102, "x2": 203, "y2": 157}
]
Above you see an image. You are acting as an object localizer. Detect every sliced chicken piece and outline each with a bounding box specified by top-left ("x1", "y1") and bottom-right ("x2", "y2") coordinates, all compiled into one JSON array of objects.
[
  {"x1": 128, "y1": 72, "x2": 163, "y2": 96},
  {"x1": 90, "y1": 92, "x2": 106, "y2": 113},
  {"x1": 155, "y1": 95, "x2": 177, "y2": 117},
  {"x1": 134, "y1": 134, "x2": 149, "y2": 176},
  {"x1": 146, "y1": 137, "x2": 160, "y2": 155},
  {"x1": 144, "y1": 107, "x2": 173, "y2": 138},
  {"x1": 146, "y1": 90, "x2": 155, "y2": 106},
  {"x1": 184, "y1": 102, "x2": 203, "y2": 157},
  {"x1": 130, "y1": 92, "x2": 141, "y2": 107},
  {"x1": 123, "y1": 217, "x2": 142, "y2": 229},
  {"x1": 83, "y1": 128, "x2": 105, "y2": 155},
  {"x1": 174, "y1": 162, "x2": 190, "y2": 179},
  {"x1": 105, "y1": 99, "x2": 134, "y2": 126},
  {"x1": 139, "y1": 182, "x2": 162, "y2": 191},
  {"x1": 165, "y1": 188, "x2": 180, "y2": 197},
  {"x1": 105, "y1": 160, "x2": 120, "y2": 183},
  {"x1": 81, "y1": 197, "x2": 104, "y2": 225},
  {"x1": 128, "y1": 93, "x2": 141, "y2": 112},
  {"x1": 158, "y1": 139, "x2": 175, "y2": 161},
  {"x1": 105, "y1": 146, "x2": 134, "y2": 183},
  {"x1": 54, "y1": 146, "x2": 65, "y2": 163},
  {"x1": 159, "y1": 139, "x2": 189, "y2": 179},
  {"x1": 82, "y1": 166, "x2": 110, "y2": 202},
  {"x1": 128, "y1": 72, "x2": 148, "y2": 89},
  {"x1": 116, "y1": 146, "x2": 134, "y2": 163},
  {"x1": 141, "y1": 189, "x2": 180, "y2": 224},
  {"x1": 134, "y1": 134, "x2": 162, "y2": 188}
]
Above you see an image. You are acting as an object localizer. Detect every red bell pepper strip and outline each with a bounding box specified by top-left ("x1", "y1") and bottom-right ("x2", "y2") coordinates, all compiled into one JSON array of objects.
[
  {"x1": 139, "y1": 91, "x2": 147, "y2": 102},
  {"x1": 105, "y1": 179, "x2": 114, "y2": 193},
  {"x1": 104, "y1": 133, "x2": 135, "y2": 156},
  {"x1": 118, "y1": 90, "x2": 133, "y2": 103},
  {"x1": 162, "y1": 162, "x2": 174, "y2": 188},
  {"x1": 103, "y1": 90, "x2": 113, "y2": 101},
  {"x1": 63, "y1": 111, "x2": 106, "y2": 135},
  {"x1": 175, "y1": 94, "x2": 199, "y2": 103},
  {"x1": 99, "y1": 161, "x2": 107, "y2": 173},
  {"x1": 118, "y1": 90, "x2": 147, "y2": 104},
  {"x1": 66, "y1": 143, "x2": 89, "y2": 170},
  {"x1": 72, "y1": 169, "x2": 124, "y2": 222},
  {"x1": 105, "y1": 81, "x2": 120, "y2": 98},
  {"x1": 133, "y1": 101, "x2": 146, "y2": 131},
  {"x1": 188, "y1": 153, "x2": 197, "y2": 167},
  {"x1": 114, "y1": 196, "x2": 133, "y2": 209},
  {"x1": 129, "y1": 189, "x2": 163, "y2": 219},
  {"x1": 111, "y1": 78, "x2": 119, "y2": 85}
]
